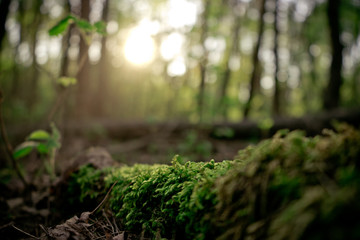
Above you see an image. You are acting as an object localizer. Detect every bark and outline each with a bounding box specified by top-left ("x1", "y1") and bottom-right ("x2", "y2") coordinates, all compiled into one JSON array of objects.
[
  {"x1": 272, "y1": 0, "x2": 280, "y2": 116},
  {"x1": 10, "y1": 0, "x2": 25, "y2": 98},
  {"x1": 0, "y1": 0, "x2": 11, "y2": 50},
  {"x1": 94, "y1": 0, "x2": 109, "y2": 117},
  {"x1": 218, "y1": 11, "x2": 241, "y2": 120},
  {"x1": 75, "y1": 0, "x2": 91, "y2": 119},
  {"x1": 243, "y1": 0, "x2": 266, "y2": 118},
  {"x1": 27, "y1": 0, "x2": 42, "y2": 110},
  {"x1": 323, "y1": 0, "x2": 344, "y2": 110},
  {"x1": 198, "y1": 0, "x2": 211, "y2": 123}
]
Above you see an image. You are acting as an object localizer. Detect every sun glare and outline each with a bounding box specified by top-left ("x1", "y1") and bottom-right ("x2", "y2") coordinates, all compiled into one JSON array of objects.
[
  {"x1": 124, "y1": 28, "x2": 155, "y2": 65},
  {"x1": 123, "y1": 0, "x2": 199, "y2": 68}
]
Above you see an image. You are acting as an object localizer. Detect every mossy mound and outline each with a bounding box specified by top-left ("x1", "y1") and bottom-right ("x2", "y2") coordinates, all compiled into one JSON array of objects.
[{"x1": 68, "y1": 124, "x2": 360, "y2": 239}]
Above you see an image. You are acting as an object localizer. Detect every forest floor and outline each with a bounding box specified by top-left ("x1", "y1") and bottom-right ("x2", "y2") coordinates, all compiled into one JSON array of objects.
[
  {"x1": 0, "y1": 125, "x2": 250, "y2": 239},
  {"x1": 2, "y1": 107, "x2": 360, "y2": 239}
]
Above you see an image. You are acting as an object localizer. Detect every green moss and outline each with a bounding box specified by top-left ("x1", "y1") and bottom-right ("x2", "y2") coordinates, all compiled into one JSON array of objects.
[{"x1": 69, "y1": 124, "x2": 360, "y2": 239}]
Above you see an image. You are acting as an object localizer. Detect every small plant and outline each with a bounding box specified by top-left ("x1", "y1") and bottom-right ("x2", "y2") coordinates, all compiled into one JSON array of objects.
[
  {"x1": 0, "y1": 15, "x2": 106, "y2": 186},
  {"x1": 13, "y1": 123, "x2": 61, "y2": 179}
]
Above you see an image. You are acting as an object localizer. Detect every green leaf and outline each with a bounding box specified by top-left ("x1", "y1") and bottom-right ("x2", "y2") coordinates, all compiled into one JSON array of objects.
[
  {"x1": 75, "y1": 18, "x2": 94, "y2": 32},
  {"x1": 37, "y1": 143, "x2": 50, "y2": 155},
  {"x1": 27, "y1": 130, "x2": 51, "y2": 141},
  {"x1": 94, "y1": 21, "x2": 106, "y2": 35},
  {"x1": 48, "y1": 15, "x2": 74, "y2": 36},
  {"x1": 13, "y1": 141, "x2": 39, "y2": 160},
  {"x1": 57, "y1": 77, "x2": 77, "y2": 87}
]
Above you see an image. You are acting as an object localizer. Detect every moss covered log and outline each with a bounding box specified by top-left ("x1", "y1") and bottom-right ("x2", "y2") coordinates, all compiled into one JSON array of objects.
[{"x1": 68, "y1": 124, "x2": 360, "y2": 239}]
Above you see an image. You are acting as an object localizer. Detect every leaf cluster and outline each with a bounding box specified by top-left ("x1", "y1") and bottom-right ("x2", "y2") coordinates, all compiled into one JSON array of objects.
[
  {"x1": 48, "y1": 15, "x2": 106, "y2": 37},
  {"x1": 13, "y1": 123, "x2": 61, "y2": 160}
]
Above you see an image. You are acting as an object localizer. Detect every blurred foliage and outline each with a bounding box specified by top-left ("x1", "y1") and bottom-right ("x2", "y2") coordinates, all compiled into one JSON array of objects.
[
  {"x1": 69, "y1": 124, "x2": 360, "y2": 239},
  {"x1": 0, "y1": 0, "x2": 359, "y2": 125}
]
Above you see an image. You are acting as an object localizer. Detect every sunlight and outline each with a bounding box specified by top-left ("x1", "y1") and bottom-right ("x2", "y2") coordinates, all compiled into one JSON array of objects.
[
  {"x1": 166, "y1": 0, "x2": 198, "y2": 28},
  {"x1": 160, "y1": 32, "x2": 185, "y2": 61},
  {"x1": 124, "y1": 28, "x2": 155, "y2": 65},
  {"x1": 167, "y1": 57, "x2": 186, "y2": 77}
]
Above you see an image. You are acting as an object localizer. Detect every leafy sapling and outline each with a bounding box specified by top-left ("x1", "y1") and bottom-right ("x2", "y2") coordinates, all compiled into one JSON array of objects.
[
  {"x1": 46, "y1": 15, "x2": 107, "y2": 122},
  {"x1": 13, "y1": 123, "x2": 61, "y2": 180}
]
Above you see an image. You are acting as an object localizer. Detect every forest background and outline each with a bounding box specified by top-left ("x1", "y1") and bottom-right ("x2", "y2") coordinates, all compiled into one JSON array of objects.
[
  {"x1": 0, "y1": 0, "x2": 360, "y2": 165},
  {"x1": 1, "y1": 1, "x2": 360, "y2": 238}
]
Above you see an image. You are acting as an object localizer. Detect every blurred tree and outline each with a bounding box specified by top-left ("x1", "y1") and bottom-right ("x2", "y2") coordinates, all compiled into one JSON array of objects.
[
  {"x1": 243, "y1": 0, "x2": 266, "y2": 118},
  {"x1": 94, "y1": 0, "x2": 109, "y2": 118},
  {"x1": 75, "y1": 0, "x2": 91, "y2": 119},
  {"x1": 272, "y1": 0, "x2": 280, "y2": 116},
  {"x1": 198, "y1": 0, "x2": 211, "y2": 122},
  {"x1": 323, "y1": 0, "x2": 344, "y2": 109},
  {"x1": 26, "y1": 0, "x2": 43, "y2": 110},
  {"x1": 217, "y1": 1, "x2": 242, "y2": 120},
  {"x1": 0, "y1": 0, "x2": 11, "y2": 51}
]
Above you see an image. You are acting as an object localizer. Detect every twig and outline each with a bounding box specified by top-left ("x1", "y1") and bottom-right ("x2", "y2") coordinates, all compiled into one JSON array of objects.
[
  {"x1": 0, "y1": 221, "x2": 14, "y2": 230},
  {"x1": 91, "y1": 181, "x2": 118, "y2": 214},
  {"x1": 12, "y1": 224, "x2": 40, "y2": 239},
  {"x1": 112, "y1": 214, "x2": 120, "y2": 233},
  {"x1": 102, "y1": 209, "x2": 114, "y2": 233},
  {"x1": 39, "y1": 224, "x2": 49, "y2": 235},
  {"x1": 0, "y1": 90, "x2": 28, "y2": 188}
]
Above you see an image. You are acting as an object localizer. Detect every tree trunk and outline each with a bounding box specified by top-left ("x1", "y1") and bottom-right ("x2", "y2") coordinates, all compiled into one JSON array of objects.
[
  {"x1": 272, "y1": 0, "x2": 280, "y2": 116},
  {"x1": 218, "y1": 10, "x2": 241, "y2": 120},
  {"x1": 94, "y1": 0, "x2": 109, "y2": 117},
  {"x1": 11, "y1": 0, "x2": 25, "y2": 98},
  {"x1": 243, "y1": 0, "x2": 266, "y2": 118},
  {"x1": 75, "y1": 0, "x2": 91, "y2": 119},
  {"x1": 323, "y1": 0, "x2": 343, "y2": 109},
  {"x1": 0, "y1": 0, "x2": 11, "y2": 50},
  {"x1": 198, "y1": 0, "x2": 211, "y2": 123},
  {"x1": 27, "y1": 0, "x2": 42, "y2": 110}
]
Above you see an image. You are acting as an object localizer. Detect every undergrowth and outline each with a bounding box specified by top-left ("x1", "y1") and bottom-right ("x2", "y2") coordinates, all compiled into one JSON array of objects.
[{"x1": 69, "y1": 124, "x2": 360, "y2": 239}]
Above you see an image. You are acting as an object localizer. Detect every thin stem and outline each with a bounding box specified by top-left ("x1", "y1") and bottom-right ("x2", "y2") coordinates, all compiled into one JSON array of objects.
[
  {"x1": 91, "y1": 181, "x2": 118, "y2": 214},
  {"x1": 12, "y1": 224, "x2": 40, "y2": 239}
]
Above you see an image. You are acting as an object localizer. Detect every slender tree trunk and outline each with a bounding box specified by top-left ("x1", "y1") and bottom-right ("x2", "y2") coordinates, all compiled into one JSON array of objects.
[
  {"x1": 198, "y1": 0, "x2": 211, "y2": 123},
  {"x1": 27, "y1": 0, "x2": 42, "y2": 110},
  {"x1": 11, "y1": 0, "x2": 25, "y2": 98},
  {"x1": 0, "y1": 0, "x2": 11, "y2": 51},
  {"x1": 323, "y1": 0, "x2": 343, "y2": 110},
  {"x1": 243, "y1": 0, "x2": 266, "y2": 118},
  {"x1": 272, "y1": 0, "x2": 280, "y2": 116},
  {"x1": 94, "y1": 0, "x2": 109, "y2": 117},
  {"x1": 60, "y1": 0, "x2": 72, "y2": 79},
  {"x1": 218, "y1": 11, "x2": 241, "y2": 120},
  {"x1": 75, "y1": 0, "x2": 90, "y2": 119}
]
